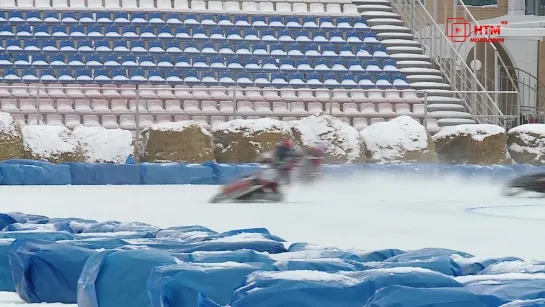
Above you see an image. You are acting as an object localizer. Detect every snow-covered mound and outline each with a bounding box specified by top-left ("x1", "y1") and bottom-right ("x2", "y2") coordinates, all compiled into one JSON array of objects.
[
  {"x1": 213, "y1": 118, "x2": 292, "y2": 163},
  {"x1": 360, "y1": 116, "x2": 435, "y2": 163},
  {"x1": 73, "y1": 126, "x2": 135, "y2": 163},
  {"x1": 507, "y1": 124, "x2": 545, "y2": 165},
  {"x1": 142, "y1": 121, "x2": 214, "y2": 163},
  {"x1": 21, "y1": 125, "x2": 82, "y2": 163},
  {"x1": 289, "y1": 113, "x2": 364, "y2": 163},
  {"x1": 433, "y1": 124, "x2": 508, "y2": 164},
  {"x1": 0, "y1": 112, "x2": 24, "y2": 160}
]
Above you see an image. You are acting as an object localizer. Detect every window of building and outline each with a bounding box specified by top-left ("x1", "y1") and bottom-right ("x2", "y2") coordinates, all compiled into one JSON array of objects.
[
  {"x1": 462, "y1": 0, "x2": 498, "y2": 5},
  {"x1": 526, "y1": 0, "x2": 545, "y2": 15}
]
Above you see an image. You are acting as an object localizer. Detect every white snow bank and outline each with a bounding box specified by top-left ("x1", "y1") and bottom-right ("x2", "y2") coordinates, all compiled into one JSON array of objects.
[
  {"x1": 0, "y1": 291, "x2": 77, "y2": 307},
  {"x1": 210, "y1": 233, "x2": 276, "y2": 243},
  {"x1": 455, "y1": 273, "x2": 545, "y2": 284},
  {"x1": 433, "y1": 124, "x2": 505, "y2": 142},
  {"x1": 175, "y1": 261, "x2": 254, "y2": 270},
  {"x1": 0, "y1": 112, "x2": 20, "y2": 136},
  {"x1": 478, "y1": 260, "x2": 545, "y2": 275},
  {"x1": 73, "y1": 126, "x2": 135, "y2": 163},
  {"x1": 3, "y1": 223, "x2": 56, "y2": 231},
  {"x1": 508, "y1": 124, "x2": 545, "y2": 135},
  {"x1": 22, "y1": 125, "x2": 80, "y2": 160},
  {"x1": 507, "y1": 124, "x2": 545, "y2": 164},
  {"x1": 75, "y1": 231, "x2": 142, "y2": 237},
  {"x1": 357, "y1": 267, "x2": 438, "y2": 275},
  {"x1": 145, "y1": 121, "x2": 211, "y2": 136},
  {"x1": 501, "y1": 299, "x2": 545, "y2": 306},
  {"x1": 289, "y1": 113, "x2": 363, "y2": 162},
  {"x1": 213, "y1": 118, "x2": 291, "y2": 136},
  {"x1": 247, "y1": 270, "x2": 362, "y2": 286},
  {"x1": 361, "y1": 116, "x2": 430, "y2": 161}
]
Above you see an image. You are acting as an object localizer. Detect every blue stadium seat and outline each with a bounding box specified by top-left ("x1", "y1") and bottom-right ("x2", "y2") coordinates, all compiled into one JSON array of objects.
[
  {"x1": 26, "y1": 11, "x2": 42, "y2": 25},
  {"x1": 8, "y1": 11, "x2": 25, "y2": 24},
  {"x1": 132, "y1": 13, "x2": 148, "y2": 26},
  {"x1": 61, "y1": 12, "x2": 78, "y2": 25},
  {"x1": 39, "y1": 69, "x2": 57, "y2": 82},
  {"x1": 43, "y1": 11, "x2": 60, "y2": 24}
]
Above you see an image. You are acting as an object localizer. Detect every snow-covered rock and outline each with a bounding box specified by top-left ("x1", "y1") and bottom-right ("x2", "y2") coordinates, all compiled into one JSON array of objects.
[
  {"x1": 289, "y1": 113, "x2": 365, "y2": 163},
  {"x1": 73, "y1": 126, "x2": 135, "y2": 163},
  {"x1": 0, "y1": 112, "x2": 24, "y2": 160},
  {"x1": 22, "y1": 125, "x2": 82, "y2": 163},
  {"x1": 213, "y1": 118, "x2": 292, "y2": 163},
  {"x1": 142, "y1": 121, "x2": 214, "y2": 163},
  {"x1": 360, "y1": 116, "x2": 435, "y2": 163},
  {"x1": 432, "y1": 124, "x2": 507, "y2": 164},
  {"x1": 507, "y1": 124, "x2": 545, "y2": 165}
]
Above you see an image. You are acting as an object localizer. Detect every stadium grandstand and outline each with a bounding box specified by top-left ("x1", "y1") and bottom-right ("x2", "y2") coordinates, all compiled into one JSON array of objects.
[{"x1": 0, "y1": 0, "x2": 531, "y2": 137}]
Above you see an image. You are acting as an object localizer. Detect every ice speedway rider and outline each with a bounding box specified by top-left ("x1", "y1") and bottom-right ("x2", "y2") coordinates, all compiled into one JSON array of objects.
[
  {"x1": 210, "y1": 139, "x2": 327, "y2": 203},
  {"x1": 257, "y1": 139, "x2": 327, "y2": 185},
  {"x1": 257, "y1": 138, "x2": 300, "y2": 185}
]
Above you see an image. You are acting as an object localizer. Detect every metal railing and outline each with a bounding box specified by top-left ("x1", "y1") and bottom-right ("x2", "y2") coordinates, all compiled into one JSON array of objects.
[
  {"x1": 391, "y1": 0, "x2": 519, "y2": 127},
  {"x1": 0, "y1": 84, "x2": 520, "y2": 140}
]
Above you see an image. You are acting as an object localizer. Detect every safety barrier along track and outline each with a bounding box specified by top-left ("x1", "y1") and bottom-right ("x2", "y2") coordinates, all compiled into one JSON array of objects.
[
  {"x1": 0, "y1": 159, "x2": 544, "y2": 185},
  {"x1": 0, "y1": 211, "x2": 542, "y2": 307}
]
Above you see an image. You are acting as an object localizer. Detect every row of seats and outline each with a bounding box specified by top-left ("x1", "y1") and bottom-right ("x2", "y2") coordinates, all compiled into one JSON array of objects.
[
  {"x1": 0, "y1": 70, "x2": 409, "y2": 87},
  {"x1": 13, "y1": 114, "x2": 437, "y2": 132},
  {"x1": 0, "y1": 13, "x2": 368, "y2": 29},
  {"x1": 0, "y1": 42, "x2": 387, "y2": 61},
  {"x1": 1, "y1": 58, "x2": 399, "y2": 76},
  {"x1": 0, "y1": 85, "x2": 423, "y2": 101},
  {"x1": 0, "y1": 0, "x2": 357, "y2": 15},
  {"x1": 1, "y1": 55, "x2": 397, "y2": 71},
  {"x1": 0, "y1": 25, "x2": 377, "y2": 41},
  {"x1": 2, "y1": 99, "x2": 426, "y2": 115}
]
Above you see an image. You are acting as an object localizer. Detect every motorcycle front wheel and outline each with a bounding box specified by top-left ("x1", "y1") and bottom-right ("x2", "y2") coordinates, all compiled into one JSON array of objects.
[{"x1": 503, "y1": 186, "x2": 524, "y2": 197}]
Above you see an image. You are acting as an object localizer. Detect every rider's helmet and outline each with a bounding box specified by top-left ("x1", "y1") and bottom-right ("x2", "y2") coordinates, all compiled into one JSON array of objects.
[
  {"x1": 279, "y1": 138, "x2": 294, "y2": 150},
  {"x1": 309, "y1": 142, "x2": 327, "y2": 157}
]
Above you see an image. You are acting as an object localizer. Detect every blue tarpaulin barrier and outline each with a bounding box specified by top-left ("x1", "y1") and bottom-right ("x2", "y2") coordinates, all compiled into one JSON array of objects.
[
  {"x1": 173, "y1": 249, "x2": 276, "y2": 265},
  {"x1": 147, "y1": 262, "x2": 277, "y2": 307},
  {"x1": 202, "y1": 268, "x2": 463, "y2": 307},
  {"x1": 0, "y1": 240, "x2": 14, "y2": 291},
  {"x1": 0, "y1": 159, "x2": 545, "y2": 185},
  {"x1": 5, "y1": 211, "x2": 545, "y2": 306},
  {"x1": 141, "y1": 163, "x2": 215, "y2": 184},
  {"x1": 363, "y1": 285, "x2": 505, "y2": 307},
  {"x1": 0, "y1": 231, "x2": 73, "y2": 241},
  {"x1": 379, "y1": 256, "x2": 463, "y2": 277},
  {"x1": 0, "y1": 160, "x2": 71, "y2": 185},
  {"x1": 65, "y1": 163, "x2": 141, "y2": 185},
  {"x1": 77, "y1": 249, "x2": 179, "y2": 307},
  {"x1": 9, "y1": 239, "x2": 97, "y2": 303}
]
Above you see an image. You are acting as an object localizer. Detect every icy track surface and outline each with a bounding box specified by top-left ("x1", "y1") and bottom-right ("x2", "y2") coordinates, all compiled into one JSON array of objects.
[{"x1": 0, "y1": 174, "x2": 544, "y2": 306}]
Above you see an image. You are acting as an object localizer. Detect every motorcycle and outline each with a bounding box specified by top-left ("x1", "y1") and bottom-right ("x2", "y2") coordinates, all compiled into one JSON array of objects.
[
  {"x1": 209, "y1": 168, "x2": 285, "y2": 203},
  {"x1": 503, "y1": 173, "x2": 545, "y2": 196}
]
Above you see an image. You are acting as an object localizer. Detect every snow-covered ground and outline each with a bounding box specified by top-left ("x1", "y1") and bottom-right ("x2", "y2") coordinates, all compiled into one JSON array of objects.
[{"x1": 0, "y1": 174, "x2": 544, "y2": 306}]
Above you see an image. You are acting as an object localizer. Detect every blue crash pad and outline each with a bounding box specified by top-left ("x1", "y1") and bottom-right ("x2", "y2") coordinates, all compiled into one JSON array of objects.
[
  {"x1": 174, "y1": 249, "x2": 275, "y2": 265},
  {"x1": 0, "y1": 231, "x2": 74, "y2": 241},
  {"x1": 9, "y1": 239, "x2": 97, "y2": 303},
  {"x1": 463, "y1": 276, "x2": 545, "y2": 302},
  {"x1": 147, "y1": 262, "x2": 277, "y2": 307},
  {"x1": 274, "y1": 258, "x2": 371, "y2": 272},
  {"x1": 0, "y1": 240, "x2": 14, "y2": 291},
  {"x1": 379, "y1": 256, "x2": 463, "y2": 277},
  {"x1": 202, "y1": 267, "x2": 463, "y2": 307},
  {"x1": 77, "y1": 249, "x2": 179, "y2": 307},
  {"x1": 363, "y1": 285, "x2": 505, "y2": 307}
]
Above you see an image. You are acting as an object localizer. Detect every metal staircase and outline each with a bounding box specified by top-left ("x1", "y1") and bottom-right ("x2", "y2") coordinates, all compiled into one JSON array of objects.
[{"x1": 353, "y1": 0, "x2": 520, "y2": 128}]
